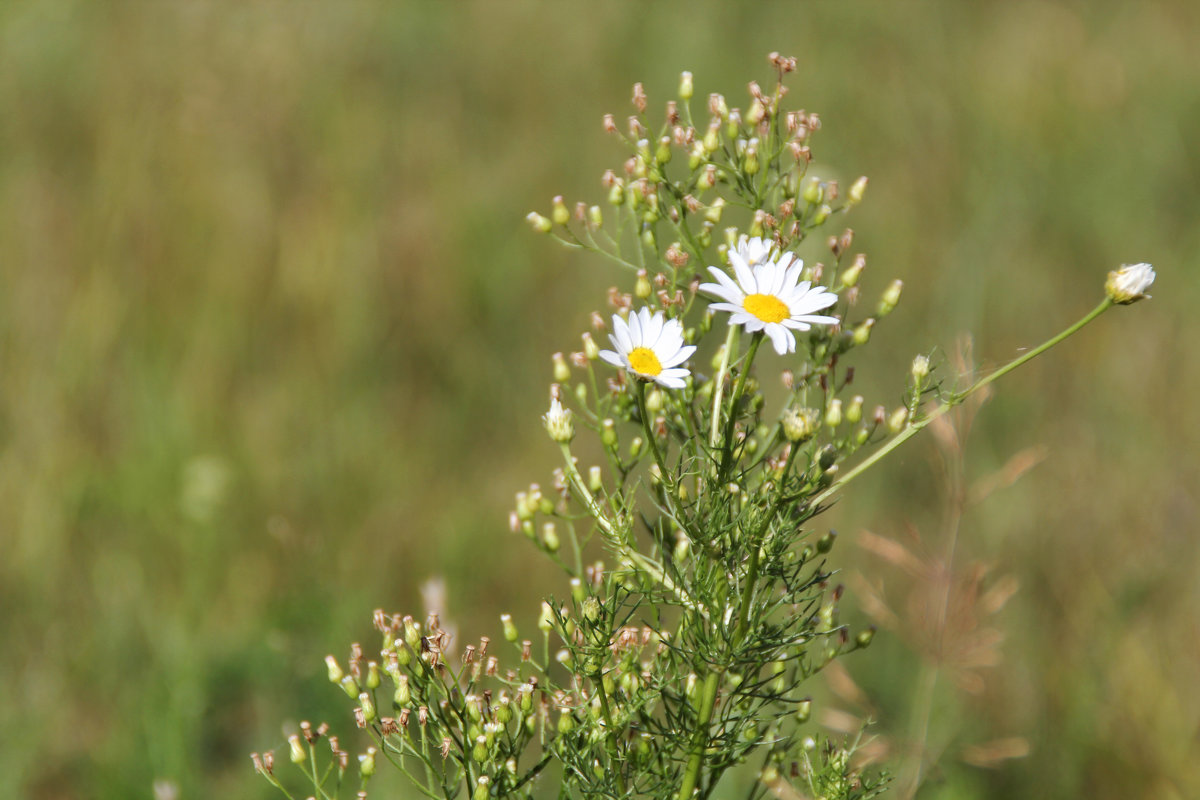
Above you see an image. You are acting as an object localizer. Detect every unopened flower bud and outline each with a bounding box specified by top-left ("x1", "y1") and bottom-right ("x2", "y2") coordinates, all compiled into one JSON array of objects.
[
  {"x1": 365, "y1": 661, "x2": 381, "y2": 690},
  {"x1": 607, "y1": 181, "x2": 625, "y2": 206},
  {"x1": 655, "y1": 136, "x2": 672, "y2": 165},
  {"x1": 852, "y1": 319, "x2": 874, "y2": 346},
  {"x1": 288, "y1": 734, "x2": 306, "y2": 764},
  {"x1": 887, "y1": 407, "x2": 909, "y2": 433},
  {"x1": 847, "y1": 175, "x2": 868, "y2": 206},
  {"x1": 581, "y1": 332, "x2": 599, "y2": 360},
  {"x1": 802, "y1": 177, "x2": 823, "y2": 205},
  {"x1": 678, "y1": 70, "x2": 694, "y2": 101},
  {"x1": 911, "y1": 355, "x2": 930, "y2": 382},
  {"x1": 359, "y1": 747, "x2": 376, "y2": 778},
  {"x1": 526, "y1": 212, "x2": 552, "y2": 234},
  {"x1": 1105, "y1": 262, "x2": 1155, "y2": 304},
  {"x1": 600, "y1": 418, "x2": 618, "y2": 447},
  {"x1": 551, "y1": 196, "x2": 570, "y2": 226},
  {"x1": 326, "y1": 655, "x2": 344, "y2": 684},
  {"x1": 841, "y1": 254, "x2": 866, "y2": 288},
  {"x1": 856, "y1": 626, "x2": 876, "y2": 648},
  {"x1": 538, "y1": 601, "x2": 555, "y2": 633},
  {"x1": 825, "y1": 399, "x2": 843, "y2": 428},
  {"x1": 635, "y1": 269, "x2": 652, "y2": 299},
  {"x1": 552, "y1": 352, "x2": 570, "y2": 382},
  {"x1": 474, "y1": 776, "x2": 491, "y2": 800},
  {"x1": 340, "y1": 675, "x2": 359, "y2": 699},
  {"x1": 501, "y1": 613, "x2": 518, "y2": 642},
  {"x1": 588, "y1": 465, "x2": 603, "y2": 492},
  {"x1": 845, "y1": 395, "x2": 864, "y2": 424},
  {"x1": 878, "y1": 279, "x2": 903, "y2": 316},
  {"x1": 816, "y1": 529, "x2": 837, "y2": 553},
  {"x1": 359, "y1": 692, "x2": 376, "y2": 723},
  {"x1": 542, "y1": 396, "x2": 574, "y2": 443},
  {"x1": 796, "y1": 697, "x2": 812, "y2": 723},
  {"x1": 782, "y1": 407, "x2": 820, "y2": 442},
  {"x1": 542, "y1": 522, "x2": 560, "y2": 553},
  {"x1": 394, "y1": 674, "x2": 411, "y2": 707}
]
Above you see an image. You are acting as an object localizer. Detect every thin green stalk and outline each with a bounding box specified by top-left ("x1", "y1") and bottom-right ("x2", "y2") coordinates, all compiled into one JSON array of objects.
[
  {"x1": 595, "y1": 674, "x2": 630, "y2": 797},
  {"x1": 709, "y1": 325, "x2": 739, "y2": 449},
  {"x1": 811, "y1": 298, "x2": 1112, "y2": 507},
  {"x1": 677, "y1": 670, "x2": 721, "y2": 800},
  {"x1": 718, "y1": 333, "x2": 764, "y2": 480}
]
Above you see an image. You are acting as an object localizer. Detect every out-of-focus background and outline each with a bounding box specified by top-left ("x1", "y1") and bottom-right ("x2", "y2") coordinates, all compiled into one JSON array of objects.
[{"x1": 1, "y1": 1, "x2": 1196, "y2": 798}]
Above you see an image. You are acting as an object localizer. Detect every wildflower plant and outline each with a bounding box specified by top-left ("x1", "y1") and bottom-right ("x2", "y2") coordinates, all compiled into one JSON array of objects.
[{"x1": 255, "y1": 54, "x2": 1154, "y2": 800}]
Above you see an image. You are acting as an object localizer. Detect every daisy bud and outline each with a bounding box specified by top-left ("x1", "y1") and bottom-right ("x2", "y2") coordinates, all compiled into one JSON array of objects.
[
  {"x1": 635, "y1": 269, "x2": 652, "y2": 299},
  {"x1": 288, "y1": 734, "x2": 306, "y2": 764},
  {"x1": 543, "y1": 396, "x2": 574, "y2": 443},
  {"x1": 607, "y1": 181, "x2": 625, "y2": 206},
  {"x1": 709, "y1": 92, "x2": 728, "y2": 119},
  {"x1": 811, "y1": 204, "x2": 831, "y2": 225},
  {"x1": 841, "y1": 253, "x2": 866, "y2": 288},
  {"x1": 878, "y1": 279, "x2": 903, "y2": 317},
  {"x1": 847, "y1": 175, "x2": 869, "y2": 206},
  {"x1": 325, "y1": 655, "x2": 344, "y2": 684},
  {"x1": 887, "y1": 407, "x2": 909, "y2": 434},
  {"x1": 845, "y1": 395, "x2": 864, "y2": 424},
  {"x1": 474, "y1": 777, "x2": 490, "y2": 800},
  {"x1": 632, "y1": 82, "x2": 647, "y2": 113},
  {"x1": 551, "y1": 196, "x2": 570, "y2": 227},
  {"x1": 501, "y1": 613, "x2": 518, "y2": 642},
  {"x1": 340, "y1": 675, "x2": 359, "y2": 699},
  {"x1": 704, "y1": 196, "x2": 726, "y2": 224},
  {"x1": 852, "y1": 319, "x2": 874, "y2": 346},
  {"x1": 588, "y1": 205, "x2": 603, "y2": 228},
  {"x1": 600, "y1": 418, "x2": 617, "y2": 447},
  {"x1": 588, "y1": 465, "x2": 603, "y2": 492},
  {"x1": 802, "y1": 177, "x2": 823, "y2": 205},
  {"x1": 629, "y1": 436, "x2": 644, "y2": 458},
  {"x1": 679, "y1": 70, "x2": 694, "y2": 101},
  {"x1": 581, "y1": 332, "x2": 599, "y2": 360},
  {"x1": 825, "y1": 399, "x2": 843, "y2": 428},
  {"x1": 703, "y1": 119, "x2": 720, "y2": 153},
  {"x1": 359, "y1": 692, "x2": 376, "y2": 723},
  {"x1": 655, "y1": 136, "x2": 672, "y2": 165},
  {"x1": 552, "y1": 353, "x2": 571, "y2": 382},
  {"x1": 526, "y1": 212, "x2": 552, "y2": 234},
  {"x1": 796, "y1": 697, "x2": 812, "y2": 723},
  {"x1": 911, "y1": 355, "x2": 930, "y2": 382},
  {"x1": 603, "y1": 113, "x2": 617, "y2": 133},
  {"x1": 856, "y1": 626, "x2": 876, "y2": 648},
  {"x1": 782, "y1": 407, "x2": 820, "y2": 443},
  {"x1": 365, "y1": 661, "x2": 381, "y2": 690},
  {"x1": 816, "y1": 529, "x2": 837, "y2": 553},
  {"x1": 645, "y1": 388, "x2": 664, "y2": 413},
  {"x1": 541, "y1": 522, "x2": 560, "y2": 553},
  {"x1": 394, "y1": 674, "x2": 411, "y2": 708},
  {"x1": 1105, "y1": 262, "x2": 1155, "y2": 304},
  {"x1": 538, "y1": 602, "x2": 555, "y2": 633},
  {"x1": 359, "y1": 747, "x2": 376, "y2": 778}
]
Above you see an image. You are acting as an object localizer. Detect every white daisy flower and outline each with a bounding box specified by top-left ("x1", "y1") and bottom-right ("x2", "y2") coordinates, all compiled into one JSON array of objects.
[
  {"x1": 700, "y1": 236, "x2": 840, "y2": 355},
  {"x1": 599, "y1": 307, "x2": 696, "y2": 389},
  {"x1": 1105, "y1": 262, "x2": 1155, "y2": 304}
]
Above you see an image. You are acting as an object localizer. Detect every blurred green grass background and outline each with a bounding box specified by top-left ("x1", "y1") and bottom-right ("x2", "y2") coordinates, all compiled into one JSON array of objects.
[{"x1": 1, "y1": 1, "x2": 1197, "y2": 798}]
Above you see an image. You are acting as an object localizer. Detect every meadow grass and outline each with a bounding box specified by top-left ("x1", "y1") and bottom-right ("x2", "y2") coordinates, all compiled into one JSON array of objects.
[{"x1": 0, "y1": 2, "x2": 1196, "y2": 797}]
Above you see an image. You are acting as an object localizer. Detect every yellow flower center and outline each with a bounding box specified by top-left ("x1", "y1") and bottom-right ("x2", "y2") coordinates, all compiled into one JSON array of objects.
[
  {"x1": 743, "y1": 293, "x2": 790, "y2": 324},
  {"x1": 627, "y1": 347, "x2": 663, "y2": 376}
]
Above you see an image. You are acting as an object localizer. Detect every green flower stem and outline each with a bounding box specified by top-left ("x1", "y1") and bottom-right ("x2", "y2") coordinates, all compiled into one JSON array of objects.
[
  {"x1": 595, "y1": 673, "x2": 629, "y2": 797},
  {"x1": 677, "y1": 669, "x2": 721, "y2": 800},
  {"x1": 811, "y1": 298, "x2": 1112, "y2": 508},
  {"x1": 558, "y1": 443, "x2": 706, "y2": 618},
  {"x1": 718, "y1": 333, "x2": 764, "y2": 481},
  {"x1": 636, "y1": 380, "x2": 673, "y2": 489},
  {"x1": 709, "y1": 324, "x2": 740, "y2": 449}
]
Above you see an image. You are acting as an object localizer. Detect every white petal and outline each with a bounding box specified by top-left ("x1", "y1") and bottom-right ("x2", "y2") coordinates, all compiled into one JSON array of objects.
[
  {"x1": 710, "y1": 301, "x2": 746, "y2": 315},
  {"x1": 599, "y1": 350, "x2": 625, "y2": 367},
  {"x1": 655, "y1": 372, "x2": 687, "y2": 389},
  {"x1": 794, "y1": 313, "x2": 839, "y2": 326},
  {"x1": 627, "y1": 308, "x2": 643, "y2": 345},
  {"x1": 729, "y1": 252, "x2": 757, "y2": 293},
  {"x1": 706, "y1": 267, "x2": 747, "y2": 299},
  {"x1": 611, "y1": 315, "x2": 633, "y2": 354},
  {"x1": 661, "y1": 344, "x2": 696, "y2": 368},
  {"x1": 642, "y1": 310, "x2": 665, "y2": 349},
  {"x1": 764, "y1": 323, "x2": 794, "y2": 354}
]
